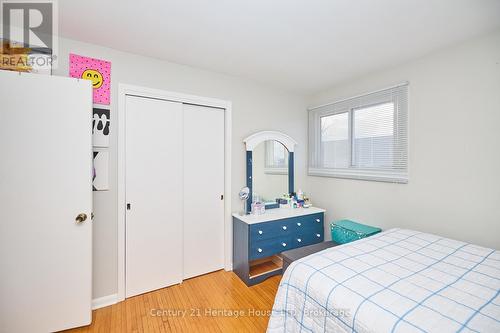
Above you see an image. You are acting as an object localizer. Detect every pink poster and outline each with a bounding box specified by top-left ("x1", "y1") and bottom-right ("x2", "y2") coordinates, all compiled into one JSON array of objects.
[{"x1": 69, "y1": 54, "x2": 111, "y2": 105}]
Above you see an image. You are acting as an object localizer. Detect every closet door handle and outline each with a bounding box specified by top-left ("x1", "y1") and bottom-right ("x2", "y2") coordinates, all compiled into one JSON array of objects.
[
  {"x1": 282, "y1": 226, "x2": 287, "y2": 230},
  {"x1": 297, "y1": 222, "x2": 301, "y2": 226},
  {"x1": 316, "y1": 233, "x2": 321, "y2": 238},
  {"x1": 297, "y1": 238, "x2": 302, "y2": 243},
  {"x1": 282, "y1": 242, "x2": 287, "y2": 247},
  {"x1": 258, "y1": 230, "x2": 263, "y2": 235},
  {"x1": 257, "y1": 248, "x2": 263, "y2": 253},
  {"x1": 316, "y1": 219, "x2": 320, "y2": 223},
  {"x1": 75, "y1": 213, "x2": 87, "y2": 223}
]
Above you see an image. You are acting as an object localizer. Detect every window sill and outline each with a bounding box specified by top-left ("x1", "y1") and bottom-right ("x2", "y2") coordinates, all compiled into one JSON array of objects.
[{"x1": 308, "y1": 168, "x2": 408, "y2": 184}]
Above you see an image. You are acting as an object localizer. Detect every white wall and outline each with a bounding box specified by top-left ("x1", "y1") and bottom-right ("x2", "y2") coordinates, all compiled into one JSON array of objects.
[
  {"x1": 308, "y1": 30, "x2": 500, "y2": 250},
  {"x1": 53, "y1": 37, "x2": 308, "y2": 299}
]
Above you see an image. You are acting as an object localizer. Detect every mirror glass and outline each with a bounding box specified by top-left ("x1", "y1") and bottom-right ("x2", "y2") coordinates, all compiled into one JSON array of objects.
[{"x1": 252, "y1": 140, "x2": 289, "y2": 206}]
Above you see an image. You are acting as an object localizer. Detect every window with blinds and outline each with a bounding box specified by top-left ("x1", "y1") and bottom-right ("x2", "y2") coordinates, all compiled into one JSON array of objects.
[{"x1": 308, "y1": 83, "x2": 408, "y2": 183}]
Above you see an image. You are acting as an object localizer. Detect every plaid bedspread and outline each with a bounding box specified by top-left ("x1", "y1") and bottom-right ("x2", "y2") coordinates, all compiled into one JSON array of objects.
[{"x1": 267, "y1": 229, "x2": 500, "y2": 333}]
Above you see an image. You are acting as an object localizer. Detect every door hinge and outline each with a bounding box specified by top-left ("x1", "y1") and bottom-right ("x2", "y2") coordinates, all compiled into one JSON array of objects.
[
  {"x1": 127, "y1": 203, "x2": 131, "y2": 210},
  {"x1": 220, "y1": 195, "x2": 224, "y2": 200}
]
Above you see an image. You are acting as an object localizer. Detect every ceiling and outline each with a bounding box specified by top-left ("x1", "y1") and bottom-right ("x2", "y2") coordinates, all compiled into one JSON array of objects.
[{"x1": 59, "y1": 0, "x2": 500, "y2": 94}]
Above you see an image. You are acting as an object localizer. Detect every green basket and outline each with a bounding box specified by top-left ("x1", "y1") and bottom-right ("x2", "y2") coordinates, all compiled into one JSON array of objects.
[{"x1": 330, "y1": 220, "x2": 381, "y2": 244}]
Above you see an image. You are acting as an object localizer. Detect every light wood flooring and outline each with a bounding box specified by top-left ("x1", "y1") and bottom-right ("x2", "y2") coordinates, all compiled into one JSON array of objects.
[{"x1": 64, "y1": 270, "x2": 281, "y2": 333}]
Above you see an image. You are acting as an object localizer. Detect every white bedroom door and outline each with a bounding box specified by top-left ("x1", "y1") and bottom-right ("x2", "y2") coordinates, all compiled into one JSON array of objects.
[
  {"x1": 0, "y1": 71, "x2": 93, "y2": 332},
  {"x1": 125, "y1": 95, "x2": 184, "y2": 297},
  {"x1": 183, "y1": 104, "x2": 225, "y2": 279}
]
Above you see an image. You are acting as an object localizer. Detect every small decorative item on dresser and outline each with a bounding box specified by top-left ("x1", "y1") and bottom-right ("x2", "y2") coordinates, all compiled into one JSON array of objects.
[
  {"x1": 276, "y1": 198, "x2": 288, "y2": 206},
  {"x1": 238, "y1": 187, "x2": 250, "y2": 215},
  {"x1": 330, "y1": 219, "x2": 381, "y2": 244},
  {"x1": 251, "y1": 202, "x2": 265, "y2": 215}
]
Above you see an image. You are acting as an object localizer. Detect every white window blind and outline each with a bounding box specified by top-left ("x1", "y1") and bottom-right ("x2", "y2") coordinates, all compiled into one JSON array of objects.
[
  {"x1": 308, "y1": 83, "x2": 408, "y2": 183},
  {"x1": 264, "y1": 140, "x2": 288, "y2": 174},
  {"x1": 320, "y1": 112, "x2": 349, "y2": 168}
]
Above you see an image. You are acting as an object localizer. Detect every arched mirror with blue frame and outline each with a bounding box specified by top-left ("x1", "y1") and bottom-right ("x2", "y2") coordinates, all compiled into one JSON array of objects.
[{"x1": 244, "y1": 131, "x2": 297, "y2": 213}]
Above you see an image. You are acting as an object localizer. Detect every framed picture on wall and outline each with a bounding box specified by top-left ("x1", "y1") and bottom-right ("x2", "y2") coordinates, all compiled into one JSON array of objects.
[
  {"x1": 69, "y1": 53, "x2": 111, "y2": 105},
  {"x1": 92, "y1": 108, "x2": 110, "y2": 147},
  {"x1": 93, "y1": 150, "x2": 109, "y2": 191}
]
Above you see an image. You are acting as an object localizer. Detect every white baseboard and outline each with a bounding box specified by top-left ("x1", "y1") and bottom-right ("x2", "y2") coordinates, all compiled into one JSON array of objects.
[{"x1": 92, "y1": 294, "x2": 118, "y2": 310}]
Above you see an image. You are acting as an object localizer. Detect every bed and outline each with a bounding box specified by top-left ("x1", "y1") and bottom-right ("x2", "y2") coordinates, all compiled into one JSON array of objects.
[{"x1": 267, "y1": 228, "x2": 500, "y2": 333}]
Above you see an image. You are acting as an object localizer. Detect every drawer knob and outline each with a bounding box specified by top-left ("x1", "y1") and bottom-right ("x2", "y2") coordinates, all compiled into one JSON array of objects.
[
  {"x1": 297, "y1": 222, "x2": 301, "y2": 226},
  {"x1": 316, "y1": 219, "x2": 321, "y2": 223},
  {"x1": 282, "y1": 242, "x2": 287, "y2": 247},
  {"x1": 282, "y1": 226, "x2": 287, "y2": 230},
  {"x1": 258, "y1": 230, "x2": 263, "y2": 235},
  {"x1": 257, "y1": 248, "x2": 263, "y2": 253},
  {"x1": 297, "y1": 238, "x2": 302, "y2": 243},
  {"x1": 316, "y1": 233, "x2": 321, "y2": 238}
]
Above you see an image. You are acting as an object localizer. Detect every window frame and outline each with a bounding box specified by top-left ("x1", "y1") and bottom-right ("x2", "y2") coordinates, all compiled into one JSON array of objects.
[{"x1": 308, "y1": 83, "x2": 409, "y2": 183}]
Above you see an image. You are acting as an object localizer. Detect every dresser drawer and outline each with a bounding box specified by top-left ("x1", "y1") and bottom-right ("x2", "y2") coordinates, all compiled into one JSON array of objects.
[
  {"x1": 249, "y1": 219, "x2": 293, "y2": 241},
  {"x1": 292, "y1": 213, "x2": 324, "y2": 231},
  {"x1": 250, "y1": 213, "x2": 323, "y2": 241},
  {"x1": 249, "y1": 237, "x2": 292, "y2": 260},
  {"x1": 292, "y1": 229, "x2": 324, "y2": 248}
]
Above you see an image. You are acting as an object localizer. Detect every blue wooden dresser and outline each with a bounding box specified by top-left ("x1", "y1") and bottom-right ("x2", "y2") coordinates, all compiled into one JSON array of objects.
[{"x1": 233, "y1": 207, "x2": 325, "y2": 286}]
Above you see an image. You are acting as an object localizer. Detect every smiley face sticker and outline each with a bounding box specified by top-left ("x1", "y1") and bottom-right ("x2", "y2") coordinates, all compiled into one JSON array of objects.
[
  {"x1": 82, "y1": 69, "x2": 104, "y2": 89},
  {"x1": 69, "y1": 54, "x2": 111, "y2": 105}
]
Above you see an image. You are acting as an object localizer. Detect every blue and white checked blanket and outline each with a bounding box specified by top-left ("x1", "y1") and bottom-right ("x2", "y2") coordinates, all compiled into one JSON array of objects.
[{"x1": 267, "y1": 229, "x2": 500, "y2": 333}]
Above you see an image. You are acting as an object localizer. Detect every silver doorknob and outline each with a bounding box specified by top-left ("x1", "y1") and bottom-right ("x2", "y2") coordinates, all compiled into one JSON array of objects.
[{"x1": 75, "y1": 213, "x2": 87, "y2": 223}]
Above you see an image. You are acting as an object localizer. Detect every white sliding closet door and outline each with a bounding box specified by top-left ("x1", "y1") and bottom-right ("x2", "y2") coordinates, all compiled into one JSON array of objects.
[
  {"x1": 125, "y1": 95, "x2": 183, "y2": 297},
  {"x1": 183, "y1": 104, "x2": 225, "y2": 279}
]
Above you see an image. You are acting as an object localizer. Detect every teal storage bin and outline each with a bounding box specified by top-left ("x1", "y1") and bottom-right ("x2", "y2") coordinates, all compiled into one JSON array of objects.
[{"x1": 331, "y1": 220, "x2": 381, "y2": 244}]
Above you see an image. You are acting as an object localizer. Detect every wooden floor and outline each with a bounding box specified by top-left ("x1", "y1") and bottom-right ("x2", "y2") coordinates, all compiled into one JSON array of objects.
[{"x1": 65, "y1": 270, "x2": 281, "y2": 333}]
